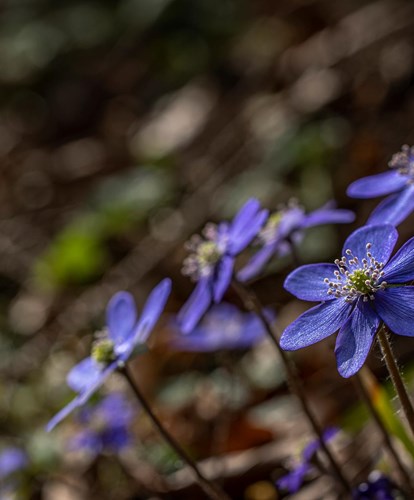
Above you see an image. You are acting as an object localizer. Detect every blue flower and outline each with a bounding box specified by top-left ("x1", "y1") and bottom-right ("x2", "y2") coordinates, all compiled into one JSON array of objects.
[
  {"x1": 277, "y1": 427, "x2": 339, "y2": 494},
  {"x1": 347, "y1": 145, "x2": 414, "y2": 226},
  {"x1": 171, "y1": 303, "x2": 272, "y2": 352},
  {"x1": 178, "y1": 199, "x2": 268, "y2": 333},
  {"x1": 47, "y1": 279, "x2": 171, "y2": 431},
  {"x1": 238, "y1": 200, "x2": 354, "y2": 282},
  {"x1": 0, "y1": 447, "x2": 27, "y2": 481},
  {"x1": 353, "y1": 471, "x2": 396, "y2": 499},
  {"x1": 281, "y1": 224, "x2": 414, "y2": 378},
  {"x1": 69, "y1": 393, "x2": 136, "y2": 457}
]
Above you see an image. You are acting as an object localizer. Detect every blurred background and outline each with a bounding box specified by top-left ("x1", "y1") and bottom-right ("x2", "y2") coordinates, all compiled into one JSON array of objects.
[{"x1": 2, "y1": 0, "x2": 414, "y2": 498}]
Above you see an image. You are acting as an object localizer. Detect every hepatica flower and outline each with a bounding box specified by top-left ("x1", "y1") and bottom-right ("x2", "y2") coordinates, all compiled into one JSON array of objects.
[
  {"x1": 281, "y1": 224, "x2": 414, "y2": 378},
  {"x1": 47, "y1": 279, "x2": 171, "y2": 431},
  {"x1": 238, "y1": 200, "x2": 354, "y2": 282},
  {"x1": 172, "y1": 303, "x2": 271, "y2": 352},
  {"x1": 178, "y1": 199, "x2": 268, "y2": 333},
  {"x1": 347, "y1": 145, "x2": 414, "y2": 225},
  {"x1": 0, "y1": 447, "x2": 27, "y2": 481},
  {"x1": 353, "y1": 471, "x2": 395, "y2": 499}
]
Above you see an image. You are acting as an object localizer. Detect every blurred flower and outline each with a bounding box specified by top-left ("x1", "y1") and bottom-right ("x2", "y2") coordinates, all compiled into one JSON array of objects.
[
  {"x1": 281, "y1": 224, "x2": 414, "y2": 378},
  {"x1": 69, "y1": 393, "x2": 136, "y2": 458},
  {"x1": 178, "y1": 199, "x2": 268, "y2": 334},
  {"x1": 47, "y1": 279, "x2": 171, "y2": 431},
  {"x1": 277, "y1": 427, "x2": 339, "y2": 494},
  {"x1": 238, "y1": 200, "x2": 354, "y2": 281},
  {"x1": 171, "y1": 303, "x2": 273, "y2": 351},
  {"x1": 353, "y1": 471, "x2": 396, "y2": 499},
  {"x1": 0, "y1": 447, "x2": 28, "y2": 499},
  {"x1": 347, "y1": 145, "x2": 414, "y2": 226}
]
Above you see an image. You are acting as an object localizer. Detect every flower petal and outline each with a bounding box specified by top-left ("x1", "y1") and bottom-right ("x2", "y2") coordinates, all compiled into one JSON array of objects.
[
  {"x1": 368, "y1": 186, "x2": 414, "y2": 226},
  {"x1": 374, "y1": 287, "x2": 414, "y2": 336},
  {"x1": 280, "y1": 299, "x2": 352, "y2": 350},
  {"x1": 284, "y1": 263, "x2": 337, "y2": 302},
  {"x1": 382, "y1": 236, "x2": 414, "y2": 283},
  {"x1": 347, "y1": 170, "x2": 406, "y2": 198},
  {"x1": 301, "y1": 207, "x2": 355, "y2": 229},
  {"x1": 213, "y1": 255, "x2": 234, "y2": 303},
  {"x1": 106, "y1": 292, "x2": 137, "y2": 345},
  {"x1": 229, "y1": 199, "x2": 268, "y2": 254},
  {"x1": 177, "y1": 278, "x2": 212, "y2": 334},
  {"x1": 342, "y1": 224, "x2": 397, "y2": 265},
  {"x1": 46, "y1": 395, "x2": 86, "y2": 432},
  {"x1": 237, "y1": 243, "x2": 277, "y2": 282},
  {"x1": 335, "y1": 300, "x2": 380, "y2": 378},
  {"x1": 67, "y1": 357, "x2": 104, "y2": 393}
]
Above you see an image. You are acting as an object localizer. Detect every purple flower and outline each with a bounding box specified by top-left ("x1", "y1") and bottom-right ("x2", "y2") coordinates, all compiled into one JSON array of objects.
[
  {"x1": 47, "y1": 279, "x2": 171, "y2": 431},
  {"x1": 347, "y1": 145, "x2": 414, "y2": 226},
  {"x1": 69, "y1": 393, "x2": 136, "y2": 457},
  {"x1": 171, "y1": 303, "x2": 272, "y2": 352},
  {"x1": 353, "y1": 471, "x2": 395, "y2": 499},
  {"x1": 178, "y1": 199, "x2": 268, "y2": 333},
  {"x1": 277, "y1": 427, "x2": 339, "y2": 494},
  {"x1": 281, "y1": 224, "x2": 414, "y2": 378},
  {"x1": 0, "y1": 447, "x2": 27, "y2": 481},
  {"x1": 238, "y1": 200, "x2": 354, "y2": 282}
]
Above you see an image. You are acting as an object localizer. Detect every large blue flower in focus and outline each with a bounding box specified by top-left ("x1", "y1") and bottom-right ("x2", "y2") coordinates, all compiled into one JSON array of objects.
[
  {"x1": 178, "y1": 199, "x2": 268, "y2": 334},
  {"x1": 47, "y1": 279, "x2": 171, "y2": 431},
  {"x1": 347, "y1": 145, "x2": 414, "y2": 226},
  {"x1": 238, "y1": 200, "x2": 354, "y2": 282},
  {"x1": 280, "y1": 224, "x2": 414, "y2": 378}
]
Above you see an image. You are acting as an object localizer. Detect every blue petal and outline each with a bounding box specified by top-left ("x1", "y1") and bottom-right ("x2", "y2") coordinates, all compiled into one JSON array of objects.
[
  {"x1": 229, "y1": 198, "x2": 261, "y2": 237},
  {"x1": 277, "y1": 207, "x2": 305, "y2": 239},
  {"x1": 46, "y1": 396, "x2": 86, "y2": 432},
  {"x1": 67, "y1": 357, "x2": 104, "y2": 393},
  {"x1": 237, "y1": 243, "x2": 277, "y2": 282},
  {"x1": 229, "y1": 199, "x2": 268, "y2": 254},
  {"x1": 134, "y1": 278, "x2": 172, "y2": 344},
  {"x1": 374, "y1": 287, "x2": 414, "y2": 336},
  {"x1": 277, "y1": 463, "x2": 311, "y2": 493},
  {"x1": 301, "y1": 207, "x2": 355, "y2": 229},
  {"x1": 213, "y1": 255, "x2": 234, "y2": 303},
  {"x1": 342, "y1": 224, "x2": 397, "y2": 265},
  {"x1": 335, "y1": 300, "x2": 380, "y2": 378},
  {"x1": 382, "y1": 236, "x2": 414, "y2": 283},
  {"x1": 177, "y1": 278, "x2": 212, "y2": 334},
  {"x1": 368, "y1": 186, "x2": 414, "y2": 226},
  {"x1": 284, "y1": 264, "x2": 337, "y2": 302},
  {"x1": 280, "y1": 299, "x2": 352, "y2": 350},
  {"x1": 347, "y1": 170, "x2": 406, "y2": 198},
  {"x1": 106, "y1": 292, "x2": 137, "y2": 346}
]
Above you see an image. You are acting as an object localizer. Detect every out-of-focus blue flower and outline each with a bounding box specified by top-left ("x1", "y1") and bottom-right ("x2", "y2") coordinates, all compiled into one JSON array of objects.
[
  {"x1": 47, "y1": 279, "x2": 171, "y2": 431},
  {"x1": 0, "y1": 447, "x2": 27, "y2": 481},
  {"x1": 353, "y1": 471, "x2": 396, "y2": 499},
  {"x1": 281, "y1": 224, "x2": 414, "y2": 378},
  {"x1": 69, "y1": 393, "x2": 136, "y2": 457},
  {"x1": 178, "y1": 199, "x2": 268, "y2": 334},
  {"x1": 238, "y1": 200, "x2": 354, "y2": 281},
  {"x1": 171, "y1": 303, "x2": 273, "y2": 352},
  {"x1": 347, "y1": 145, "x2": 414, "y2": 226},
  {"x1": 277, "y1": 427, "x2": 339, "y2": 494}
]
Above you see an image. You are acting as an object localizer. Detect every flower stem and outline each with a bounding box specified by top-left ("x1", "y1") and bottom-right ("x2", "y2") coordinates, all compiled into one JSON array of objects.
[
  {"x1": 231, "y1": 279, "x2": 352, "y2": 495},
  {"x1": 354, "y1": 367, "x2": 414, "y2": 491},
  {"x1": 377, "y1": 325, "x2": 414, "y2": 438},
  {"x1": 121, "y1": 365, "x2": 230, "y2": 500}
]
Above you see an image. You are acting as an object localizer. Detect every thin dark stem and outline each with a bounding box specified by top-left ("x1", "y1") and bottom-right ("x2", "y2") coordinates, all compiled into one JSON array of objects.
[
  {"x1": 377, "y1": 325, "x2": 414, "y2": 438},
  {"x1": 231, "y1": 280, "x2": 352, "y2": 495},
  {"x1": 354, "y1": 368, "x2": 414, "y2": 492},
  {"x1": 121, "y1": 365, "x2": 231, "y2": 500}
]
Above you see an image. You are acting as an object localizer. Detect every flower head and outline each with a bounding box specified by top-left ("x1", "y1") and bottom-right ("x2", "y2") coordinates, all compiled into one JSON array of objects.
[
  {"x1": 171, "y1": 303, "x2": 272, "y2": 352},
  {"x1": 0, "y1": 447, "x2": 27, "y2": 481},
  {"x1": 353, "y1": 471, "x2": 396, "y2": 499},
  {"x1": 178, "y1": 199, "x2": 268, "y2": 333},
  {"x1": 47, "y1": 279, "x2": 171, "y2": 431},
  {"x1": 281, "y1": 224, "x2": 414, "y2": 377},
  {"x1": 238, "y1": 200, "x2": 354, "y2": 282},
  {"x1": 347, "y1": 145, "x2": 414, "y2": 226}
]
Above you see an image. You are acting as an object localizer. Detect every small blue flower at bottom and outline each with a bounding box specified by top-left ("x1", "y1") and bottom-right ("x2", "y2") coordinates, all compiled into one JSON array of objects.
[
  {"x1": 68, "y1": 393, "x2": 136, "y2": 457},
  {"x1": 47, "y1": 279, "x2": 171, "y2": 431},
  {"x1": 276, "y1": 427, "x2": 339, "y2": 494},
  {"x1": 280, "y1": 224, "x2": 414, "y2": 378},
  {"x1": 353, "y1": 471, "x2": 396, "y2": 499},
  {"x1": 0, "y1": 447, "x2": 27, "y2": 481},
  {"x1": 178, "y1": 199, "x2": 268, "y2": 334}
]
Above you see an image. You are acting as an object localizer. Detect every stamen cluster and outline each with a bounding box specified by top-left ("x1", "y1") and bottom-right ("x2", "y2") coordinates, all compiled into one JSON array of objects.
[
  {"x1": 91, "y1": 332, "x2": 116, "y2": 364},
  {"x1": 389, "y1": 144, "x2": 414, "y2": 183},
  {"x1": 324, "y1": 243, "x2": 387, "y2": 302},
  {"x1": 259, "y1": 199, "x2": 301, "y2": 244}
]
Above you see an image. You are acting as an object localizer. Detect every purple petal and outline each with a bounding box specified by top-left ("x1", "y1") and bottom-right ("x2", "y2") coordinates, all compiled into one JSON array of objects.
[
  {"x1": 277, "y1": 207, "x2": 305, "y2": 239},
  {"x1": 301, "y1": 207, "x2": 355, "y2": 229},
  {"x1": 0, "y1": 448, "x2": 27, "y2": 479},
  {"x1": 106, "y1": 292, "x2": 137, "y2": 346},
  {"x1": 347, "y1": 170, "x2": 406, "y2": 198},
  {"x1": 229, "y1": 199, "x2": 268, "y2": 254},
  {"x1": 46, "y1": 397, "x2": 85, "y2": 432},
  {"x1": 374, "y1": 287, "x2": 414, "y2": 336},
  {"x1": 335, "y1": 300, "x2": 380, "y2": 378},
  {"x1": 342, "y1": 225, "x2": 397, "y2": 265},
  {"x1": 177, "y1": 278, "x2": 212, "y2": 334},
  {"x1": 280, "y1": 299, "x2": 352, "y2": 350},
  {"x1": 67, "y1": 357, "x2": 104, "y2": 393},
  {"x1": 237, "y1": 243, "x2": 277, "y2": 282},
  {"x1": 229, "y1": 198, "x2": 261, "y2": 237},
  {"x1": 213, "y1": 255, "x2": 234, "y2": 303},
  {"x1": 284, "y1": 264, "x2": 337, "y2": 302},
  {"x1": 368, "y1": 186, "x2": 414, "y2": 226},
  {"x1": 277, "y1": 463, "x2": 311, "y2": 493},
  {"x1": 382, "y1": 236, "x2": 414, "y2": 283}
]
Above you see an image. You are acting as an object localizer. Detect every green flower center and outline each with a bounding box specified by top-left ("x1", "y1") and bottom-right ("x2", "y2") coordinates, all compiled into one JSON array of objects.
[
  {"x1": 348, "y1": 269, "x2": 374, "y2": 295},
  {"x1": 197, "y1": 241, "x2": 222, "y2": 266},
  {"x1": 92, "y1": 339, "x2": 115, "y2": 364}
]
